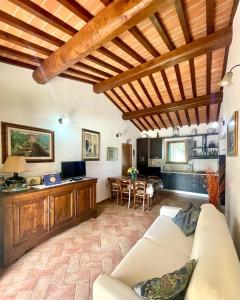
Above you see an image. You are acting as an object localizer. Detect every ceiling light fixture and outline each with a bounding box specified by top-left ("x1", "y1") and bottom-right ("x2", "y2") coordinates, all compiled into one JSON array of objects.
[{"x1": 219, "y1": 64, "x2": 240, "y2": 87}]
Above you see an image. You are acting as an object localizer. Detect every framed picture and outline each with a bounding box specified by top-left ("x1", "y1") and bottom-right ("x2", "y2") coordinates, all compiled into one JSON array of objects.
[
  {"x1": 1, "y1": 122, "x2": 55, "y2": 163},
  {"x1": 227, "y1": 111, "x2": 238, "y2": 157},
  {"x1": 82, "y1": 128, "x2": 100, "y2": 161},
  {"x1": 26, "y1": 176, "x2": 42, "y2": 186},
  {"x1": 107, "y1": 147, "x2": 118, "y2": 161}
]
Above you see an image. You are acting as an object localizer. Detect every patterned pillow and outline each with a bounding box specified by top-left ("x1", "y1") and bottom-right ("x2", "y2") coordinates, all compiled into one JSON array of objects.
[
  {"x1": 172, "y1": 203, "x2": 201, "y2": 236},
  {"x1": 132, "y1": 259, "x2": 196, "y2": 300}
]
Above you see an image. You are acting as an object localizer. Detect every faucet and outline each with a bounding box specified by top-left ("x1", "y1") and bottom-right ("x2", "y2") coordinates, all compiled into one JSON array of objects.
[{"x1": 187, "y1": 163, "x2": 193, "y2": 172}]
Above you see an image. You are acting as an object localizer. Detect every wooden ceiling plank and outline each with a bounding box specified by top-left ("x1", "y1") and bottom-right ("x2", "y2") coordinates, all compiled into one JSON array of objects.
[
  {"x1": 138, "y1": 79, "x2": 155, "y2": 107},
  {"x1": 122, "y1": 92, "x2": 223, "y2": 120},
  {"x1": 56, "y1": 0, "x2": 93, "y2": 22},
  {"x1": 150, "y1": 12, "x2": 175, "y2": 51},
  {"x1": 166, "y1": 112, "x2": 174, "y2": 128},
  {"x1": 149, "y1": 74, "x2": 164, "y2": 105},
  {"x1": 77, "y1": 62, "x2": 112, "y2": 78},
  {"x1": 112, "y1": 37, "x2": 146, "y2": 64},
  {"x1": 0, "y1": 30, "x2": 52, "y2": 56},
  {"x1": 111, "y1": 89, "x2": 132, "y2": 112},
  {"x1": 98, "y1": 47, "x2": 133, "y2": 69},
  {"x1": 128, "y1": 82, "x2": 147, "y2": 109},
  {"x1": 129, "y1": 26, "x2": 160, "y2": 58},
  {"x1": 0, "y1": 10, "x2": 64, "y2": 47},
  {"x1": 174, "y1": 0, "x2": 191, "y2": 43},
  {"x1": 94, "y1": 27, "x2": 232, "y2": 93},
  {"x1": 59, "y1": 73, "x2": 96, "y2": 84},
  {"x1": 158, "y1": 114, "x2": 167, "y2": 129},
  {"x1": 119, "y1": 86, "x2": 138, "y2": 110},
  {"x1": 33, "y1": 0, "x2": 174, "y2": 83},
  {"x1": 0, "y1": 45, "x2": 98, "y2": 84},
  {"x1": 0, "y1": 55, "x2": 35, "y2": 70},
  {"x1": 0, "y1": 29, "x2": 111, "y2": 79},
  {"x1": 8, "y1": 0, "x2": 77, "y2": 36},
  {"x1": 87, "y1": 55, "x2": 122, "y2": 73}
]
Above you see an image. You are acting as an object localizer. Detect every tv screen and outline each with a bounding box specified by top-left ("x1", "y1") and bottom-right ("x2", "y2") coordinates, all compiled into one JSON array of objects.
[{"x1": 61, "y1": 161, "x2": 86, "y2": 179}]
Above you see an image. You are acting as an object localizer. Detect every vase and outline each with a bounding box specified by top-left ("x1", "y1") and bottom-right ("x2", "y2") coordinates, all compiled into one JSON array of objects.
[{"x1": 130, "y1": 173, "x2": 137, "y2": 180}]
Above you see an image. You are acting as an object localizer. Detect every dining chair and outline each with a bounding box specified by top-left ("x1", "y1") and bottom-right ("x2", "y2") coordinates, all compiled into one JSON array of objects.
[
  {"x1": 120, "y1": 179, "x2": 132, "y2": 208},
  {"x1": 147, "y1": 176, "x2": 161, "y2": 204},
  {"x1": 133, "y1": 180, "x2": 149, "y2": 213},
  {"x1": 108, "y1": 177, "x2": 120, "y2": 204}
]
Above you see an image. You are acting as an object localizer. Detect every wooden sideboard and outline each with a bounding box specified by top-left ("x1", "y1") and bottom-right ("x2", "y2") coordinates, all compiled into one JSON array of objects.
[{"x1": 0, "y1": 178, "x2": 97, "y2": 267}]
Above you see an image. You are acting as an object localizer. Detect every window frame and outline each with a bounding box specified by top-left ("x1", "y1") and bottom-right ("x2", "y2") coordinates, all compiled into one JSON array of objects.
[{"x1": 166, "y1": 140, "x2": 188, "y2": 164}]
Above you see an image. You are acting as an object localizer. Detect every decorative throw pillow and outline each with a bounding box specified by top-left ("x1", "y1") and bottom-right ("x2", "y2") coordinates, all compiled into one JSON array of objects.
[
  {"x1": 132, "y1": 259, "x2": 196, "y2": 300},
  {"x1": 172, "y1": 203, "x2": 201, "y2": 236}
]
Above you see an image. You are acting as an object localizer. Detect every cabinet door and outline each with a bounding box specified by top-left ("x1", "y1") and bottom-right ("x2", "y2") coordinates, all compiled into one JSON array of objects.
[
  {"x1": 137, "y1": 138, "x2": 149, "y2": 166},
  {"x1": 12, "y1": 194, "x2": 49, "y2": 246},
  {"x1": 49, "y1": 188, "x2": 75, "y2": 230},
  {"x1": 75, "y1": 184, "x2": 95, "y2": 218},
  {"x1": 150, "y1": 138, "x2": 162, "y2": 159}
]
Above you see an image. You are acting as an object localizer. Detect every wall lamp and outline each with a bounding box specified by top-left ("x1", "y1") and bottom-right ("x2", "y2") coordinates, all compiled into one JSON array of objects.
[
  {"x1": 219, "y1": 64, "x2": 240, "y2": 87},
  {"x1": 58, "y1": 115, "x2": 66, "y2": 125}
]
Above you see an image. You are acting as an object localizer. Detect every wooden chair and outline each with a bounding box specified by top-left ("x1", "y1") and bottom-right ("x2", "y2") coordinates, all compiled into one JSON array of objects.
[
  {"x1": 108, "y1": 177, "x2": 120, "y2": 204},
  {"x1": 133, "y1": 180, "x2": 149, "y2": 213},
  {"x1": 120, "y1": 179, "x2": 132, "y2": 208},
  {"x1": 148, "y1": 176, "x2": 161, "y2": 204}
]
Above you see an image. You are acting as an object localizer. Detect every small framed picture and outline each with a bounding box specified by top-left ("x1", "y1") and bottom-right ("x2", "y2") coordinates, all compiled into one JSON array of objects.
[
  {"x1": 44, "y1": 173, "x2": 61, "y2": 186},
  {"x1": 107, "y1": 147, "x2": 118, "y2": 161},
  {"x1": 82, "y1": 129, "x2": 100, "y2": 161},
  {"x1": 227, "y1": 111, "x2": 238, "y2": 157},
  {"x1": 26, "y1": 176, "x2": 42, "y2": 186}
]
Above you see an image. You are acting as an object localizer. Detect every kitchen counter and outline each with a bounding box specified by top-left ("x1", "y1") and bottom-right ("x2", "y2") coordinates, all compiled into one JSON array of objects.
[{"x1": 162, "y1": 170, "x2": 218, "y2": 176}]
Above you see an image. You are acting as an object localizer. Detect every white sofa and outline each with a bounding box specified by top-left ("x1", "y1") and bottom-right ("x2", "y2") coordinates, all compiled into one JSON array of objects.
[{"x1": 93, "y1": 204, "x2": 240, "y2": 300}]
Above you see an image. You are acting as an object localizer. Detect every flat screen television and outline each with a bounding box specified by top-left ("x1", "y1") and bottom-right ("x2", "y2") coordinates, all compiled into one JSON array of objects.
[{"x1": 61, "y1": 161, "x2": 86, "y2": 180}]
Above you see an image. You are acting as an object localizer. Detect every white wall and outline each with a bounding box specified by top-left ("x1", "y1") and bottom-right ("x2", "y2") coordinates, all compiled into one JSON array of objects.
[
  {"x1": 220, "y1": 3, "x2": 240, "y2": 256},
  {"x1": 0, "y1": 63, "x2": 139, "y2": 202}
]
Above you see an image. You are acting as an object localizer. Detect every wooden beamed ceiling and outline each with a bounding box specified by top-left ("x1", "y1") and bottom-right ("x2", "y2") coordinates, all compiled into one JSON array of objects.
[{"x1": 0, "y1": 0, "x2": 239, "y2": 131}]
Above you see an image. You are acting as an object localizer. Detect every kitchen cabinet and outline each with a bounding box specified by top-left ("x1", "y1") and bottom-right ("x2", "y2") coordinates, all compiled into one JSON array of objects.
[
  {"x1": 161, "y1": 172, "x2": 208, "y2": 194},
  {"x1": 149, "y1": 138, "x2": 162, "y2": 159}
]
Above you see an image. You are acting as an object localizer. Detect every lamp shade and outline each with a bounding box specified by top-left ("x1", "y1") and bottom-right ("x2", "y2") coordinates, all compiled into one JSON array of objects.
[
  {"x1": 219, "y1": 72, "x2": 233, "y2": 87},
  {"x1": 0, "y1": 156, "x2": 30, "y2": 173}
]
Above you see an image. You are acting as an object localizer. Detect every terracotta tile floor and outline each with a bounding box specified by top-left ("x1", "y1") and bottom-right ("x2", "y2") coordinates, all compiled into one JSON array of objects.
[{"x1": 0, "y1": 192, "x2": 206, "y2": 300}]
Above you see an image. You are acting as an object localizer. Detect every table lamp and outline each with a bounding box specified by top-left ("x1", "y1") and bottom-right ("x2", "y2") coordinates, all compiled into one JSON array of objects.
[{"x1": 0, "y1": 156, "x2": 30, "y2": 187}]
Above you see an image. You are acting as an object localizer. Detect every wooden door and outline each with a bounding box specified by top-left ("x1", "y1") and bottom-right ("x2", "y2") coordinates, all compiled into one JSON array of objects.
[
  {"x1": 122, "y1": 143, "x2": 132, "y2": 176},
  {"x1": 12, "y1": 193, "x2": 49, "y2": 246},
  {"x1": 49, "y1": 187, "x2": 75, "y2": 230},
  {"x1": 75, "y1": 183, "x2": 95, "y2": 218}
]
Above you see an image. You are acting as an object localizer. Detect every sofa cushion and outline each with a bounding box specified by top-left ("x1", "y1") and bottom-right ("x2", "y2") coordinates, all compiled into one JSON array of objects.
[
  {"x1": 132, "y1": 259, "x2": 196, "y2": 300},
  {"x1": 172, "y1": 203, "x2": 201, "y2": 236},
  {"x1": 185, "y1": 204, "x2": 240, "y2": 300},
  {"x1": 112, "y1": 215, "x2": 193, "y2": 287}
]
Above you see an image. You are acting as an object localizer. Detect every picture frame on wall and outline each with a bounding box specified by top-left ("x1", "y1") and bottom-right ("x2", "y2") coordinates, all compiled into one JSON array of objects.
[
  {"x1": 82, "y1": 128, "x2": 100, "y2": 161},
  {"x1": 227, "y1": 111, "x2": 238, "y2": 157},
  {"x1": 1, "y1": 122, "x2": 55, "y2": 163},
  {"x1": 107, "y1": 147, "x2": 118, "y2": 161}
]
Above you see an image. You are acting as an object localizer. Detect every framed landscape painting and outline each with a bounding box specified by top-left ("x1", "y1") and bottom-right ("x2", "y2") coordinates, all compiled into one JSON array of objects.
[
  {"x1": 1, "y1": 122, "x2": 55, "y2": 163},
  {"x1": 227, "y1": 111, "x2": 238, "y2": 157},
  {"x1": 82, "y1": 128, "x2": 100, "y2": 161},
  {"x1": 107, "y1": 147, "x2": 118, "y2": 161}
]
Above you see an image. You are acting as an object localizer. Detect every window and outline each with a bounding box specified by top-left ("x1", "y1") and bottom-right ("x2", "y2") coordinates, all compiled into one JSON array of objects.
[{"x1": 166, "y1": 140, "x2": 188, "y2": 163}]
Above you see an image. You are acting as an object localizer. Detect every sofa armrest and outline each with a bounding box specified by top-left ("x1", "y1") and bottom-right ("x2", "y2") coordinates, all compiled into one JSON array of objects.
[
  {"x1": 93, "y1": 273, "x2": 140, "y2": 300},
  {"x1": 160, "y1": 206, "x2": 181, "y2": 218}
]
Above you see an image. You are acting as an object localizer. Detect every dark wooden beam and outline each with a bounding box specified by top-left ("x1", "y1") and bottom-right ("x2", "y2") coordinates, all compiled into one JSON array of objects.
[
  {"x1": 99, "y1": 0, "x2": 113, "y2": 5},
  {"x1": 59, "y1": 73, "x2": 96, "y2": 84},
  {"x1": 123, "y1": 92, "x2": 223, "y2": 120},
  {"x1": 0, "y1": 10, "x2": 63, "y2": 47},
  {"x1": 112, "y1": 37, "x2": 146, "y2": 64},
  {"x1": 87, "y1": 55, "x2": 122, "y2": 74},
  {"x1": 0, "y1": 30, "x2": 51, "y2": 56},
  {"x1": 33, "y1": 0, "x2": 173, "y2": 83},
  {"x1": 104, "y1": 92, "x2": 144, "y2": 131},
  {"x1": 174, "y1": 0, "x2": 191, "y2": 43},
  {"x1": 77, "y1": 62, "x2": 112, "y2": 78},
  {"x1": 94, "y1": 27, "x2": 232, "y2": 93},
  {"x1": 56, "y1": 0, "x2": 93, "y2": 22},
  {"x1": 8, "y1": 0, "x2": 77, "y2": 36},
  {"x1": 129, "y1": 26, "x2": 159, "y2": 58},
  {"x1": 229, "y1": 0, "x2": 240, "y2": 25},
  {"x1": 0, "y1": 55, "x2": 36, "y2": 70},
  {"x1": 98, "y1": 47, "x2": 133, "y2": 69},
  {"x1": 166, "y1": 113, "x2": 174, "y2": 128}
]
